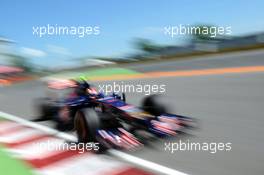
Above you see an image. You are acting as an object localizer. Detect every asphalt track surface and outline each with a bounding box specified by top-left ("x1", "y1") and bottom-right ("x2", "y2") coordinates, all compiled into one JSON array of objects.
[
  {"x1": 1, "y1": 50, "x2": 264, "y2": 175},
  {"x1": 126, "y1": 49, "x2": 264, "y2": 72}
]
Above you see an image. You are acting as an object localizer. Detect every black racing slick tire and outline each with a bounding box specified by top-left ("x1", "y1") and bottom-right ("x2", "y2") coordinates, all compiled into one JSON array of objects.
[
  {"x1": 34, "y1": 98, "x2": 58, "y2": 121},
  {"x1": 74, "y1": 109, "x2": 101, "y2": 143},
  {"x1": 141, "y1": 94, "x2": 167, "y2": 116}
]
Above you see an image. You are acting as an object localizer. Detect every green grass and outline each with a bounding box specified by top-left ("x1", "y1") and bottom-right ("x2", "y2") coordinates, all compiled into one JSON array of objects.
[
  {"x1": 0, "y1": 118, "x2": 34, "y2": 175},
  {"x1": 0, "y1": 144, "x2": 34, "y2": 175},
  {"x1": 82, "y1": 68, "x2": 140, "y2": 78},
  {"x1": 49, "y1": 67, "x2": 142, "y2": 80}
]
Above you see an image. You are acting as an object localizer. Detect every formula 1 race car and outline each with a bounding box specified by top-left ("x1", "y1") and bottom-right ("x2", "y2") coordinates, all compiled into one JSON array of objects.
[
  {"x1": 74, "y1": 94, "x2": 195, "y2": 151},
  {"x1": 35, "y1": 79, "x2": 196, "y2": 151}
]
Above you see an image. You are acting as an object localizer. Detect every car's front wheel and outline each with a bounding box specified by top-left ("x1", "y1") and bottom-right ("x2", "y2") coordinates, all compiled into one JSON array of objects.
[
  {"x1": 141, "y1": 94, "x2": 167, "y2": 116},
  {"x1": 74, "y1": 109, "x2": 100, "y2": 143}
]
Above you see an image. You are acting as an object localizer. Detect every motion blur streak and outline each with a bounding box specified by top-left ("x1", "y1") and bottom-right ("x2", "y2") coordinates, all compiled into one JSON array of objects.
[
  {"x1": 108, "y1": 149, "x2": 189, "y2": 175},
  {"x1": 0, "y1": 110, "x2": 186, "y2": 175},
  {"x1": 145, "y1": 65, "x2": 264, "y2": 78},
  {"x1": 65, "y1": 65, "x2": 264, "y2": 82}
]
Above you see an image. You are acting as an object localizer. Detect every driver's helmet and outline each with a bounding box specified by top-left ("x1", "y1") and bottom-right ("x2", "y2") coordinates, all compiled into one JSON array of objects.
[
  {"x1": 72, "y1": 76, "x2": 90, "y2": 96},
  {"x1": 77, "y1": 76, "x2": 90, "y2": 89}
]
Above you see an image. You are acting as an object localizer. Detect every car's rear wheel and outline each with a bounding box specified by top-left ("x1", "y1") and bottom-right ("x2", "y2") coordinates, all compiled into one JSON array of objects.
[
  {"x1": 55, "y1": 106, "x2": 75, "y2": 131},
  {"x1": 34, "y1": 98, "x2": 58, "y2": 121}
]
